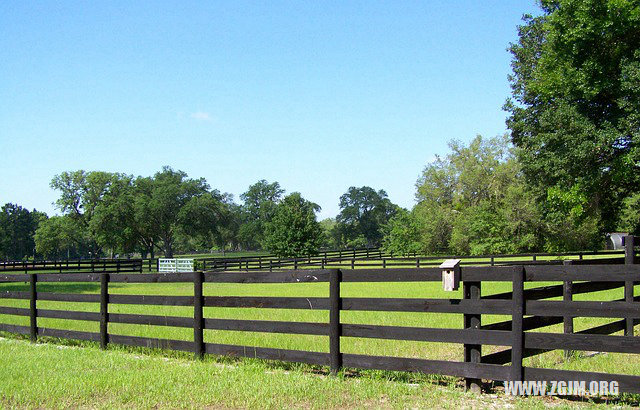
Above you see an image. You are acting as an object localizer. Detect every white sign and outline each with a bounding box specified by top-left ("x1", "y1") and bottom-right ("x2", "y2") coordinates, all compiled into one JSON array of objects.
[{"x1": 158, "y1": 258, "x2": 194, "y2": 273}]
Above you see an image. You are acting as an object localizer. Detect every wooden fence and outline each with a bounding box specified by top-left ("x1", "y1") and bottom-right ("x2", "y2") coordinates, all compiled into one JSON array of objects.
[
  {"x1": 0, "y1": 259, "x2": 142, "y2": 273},
  {"x1": 202, "y1": 250, "x2": 627, "y2": 272},
  {"x1": 0, "y1": 238, "x2": 638, "y2": 394}
]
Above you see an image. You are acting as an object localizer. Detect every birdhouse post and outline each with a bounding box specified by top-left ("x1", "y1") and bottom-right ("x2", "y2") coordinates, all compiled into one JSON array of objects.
[{"x1": 440, "y1": 259, "x2": 461, "y2": 291}]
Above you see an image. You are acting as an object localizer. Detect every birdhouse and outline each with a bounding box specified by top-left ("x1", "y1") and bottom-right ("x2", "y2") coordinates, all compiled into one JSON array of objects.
[{"x1": 440, "y1": 259, "x2": 461, "y2": 291}]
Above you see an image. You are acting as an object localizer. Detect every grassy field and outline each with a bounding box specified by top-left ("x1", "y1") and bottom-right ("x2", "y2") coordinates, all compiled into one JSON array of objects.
[
  {"x1": 0, "y1": 337, "x2": 636, "y2": 409},
  {"x1": 0, "y1": 267, "x2": 638, "y2": 407}
]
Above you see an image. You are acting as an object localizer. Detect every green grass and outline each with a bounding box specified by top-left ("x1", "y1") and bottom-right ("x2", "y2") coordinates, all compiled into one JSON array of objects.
[
  {"x1": 0, "y1": 275, "x2": 639, "y2": 407},
  {"x1": 0, "y1": 337, "x2": 636, "y2": 409}
]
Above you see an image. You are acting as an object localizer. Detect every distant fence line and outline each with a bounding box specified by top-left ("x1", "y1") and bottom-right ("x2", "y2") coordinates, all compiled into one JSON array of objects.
[
  {"x1": 0, "y1": 237, "x2": 638, "y2": 394},
  {"x1": 0, "y1": 244, "x2": 634, "y2": 274}
]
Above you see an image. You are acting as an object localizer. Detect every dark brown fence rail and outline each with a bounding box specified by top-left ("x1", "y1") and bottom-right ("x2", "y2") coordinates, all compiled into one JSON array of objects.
[
  {"x1": 0, "y1": 237, "x2": 638, "y2": 394},
  {"x1": 202, "y1": 249, "x2": 626, "y2": 272},
  {"x1": 0, "y1": 259, "x2": 142, "y2": 273}
]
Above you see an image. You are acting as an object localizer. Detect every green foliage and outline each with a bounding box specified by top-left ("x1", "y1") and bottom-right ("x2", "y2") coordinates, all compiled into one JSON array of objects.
[
  {"x1": 263, "y1": 193, "x2": 322, "y2": 258},
  {"x1": 506, "y1": 0, "x2": 640, "y2": 232},
  {"x1": 34, "y1": 215, "x2": 87, "y2": 259},
  {"x1": 0, "y1": 203, "x2": 44, "y2": 260},
  {"x1": 239, "y1": 180, "x2": 284, "y2": 250},
  {"x1": 318, "y1": 218, "x2": 340, "y2": 249},
  {"x1": 336, "y1": 186, "x2": 398, "y2": 248},
  {"x1": 412, "y1": 135, "x2": 543, "y2": 255},
  {"x1": 617, "y1": 193, "x2": 640, "y2": 235},
  {"x1": 381, "y1": 209, "x2": 422, "y2": 256}
]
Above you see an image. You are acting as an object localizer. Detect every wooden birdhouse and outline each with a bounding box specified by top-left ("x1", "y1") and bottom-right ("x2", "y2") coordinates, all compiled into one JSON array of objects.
[{"x1": 439, "y1": 259, "x2": 461, "y2": 291}]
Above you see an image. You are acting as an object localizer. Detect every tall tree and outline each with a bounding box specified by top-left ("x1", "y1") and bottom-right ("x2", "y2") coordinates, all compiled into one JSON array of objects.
[
  {"x1": 336, "y1": 186, "x2": 398, "y2": 248},
  {"x1": 136, "y1": 166, "x2": 222, "y2": 258},
  {"x1": 0, "y1": 203, "x2": 44, "y2": 260},
  {"x1": 50, "y1": 170, "x2": 125, "y2": 255},
  {"x1": 505, "y1": 0, "x2": 640, "y2": 232},
  {"x1": 263, "y1": 193, "x2": 322, "y2": 257},
  {"x1": 239, "y1": 180, "x2": 284, "y2": 249},
  {"x1": 412, "y1": 135, "x2": 543, "y2": 255}
]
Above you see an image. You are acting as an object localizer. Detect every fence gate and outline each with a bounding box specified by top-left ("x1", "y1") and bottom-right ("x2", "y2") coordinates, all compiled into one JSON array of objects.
[{"x1": 158, "y1": 258, "x2": 194, "y2": 272}]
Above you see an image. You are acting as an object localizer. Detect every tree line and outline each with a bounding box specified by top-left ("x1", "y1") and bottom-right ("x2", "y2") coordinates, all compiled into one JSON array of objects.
[
  {"x1": 2, "y1": 0, "x2": 638, "y2": 260},
  {"x1": 0, "y1": 167, "x2": 401, "y2": 260}
]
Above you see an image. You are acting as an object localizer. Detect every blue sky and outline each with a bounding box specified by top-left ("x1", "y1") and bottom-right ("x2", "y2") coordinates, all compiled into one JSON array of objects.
[{"x1": 0, "y1": 1, "x2": 540, "y2": 219}]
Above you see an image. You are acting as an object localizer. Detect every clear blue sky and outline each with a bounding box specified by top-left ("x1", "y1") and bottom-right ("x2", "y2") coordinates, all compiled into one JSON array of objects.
[{"x1": 0, "y1": 1, "x2": 540, "y2": 219}]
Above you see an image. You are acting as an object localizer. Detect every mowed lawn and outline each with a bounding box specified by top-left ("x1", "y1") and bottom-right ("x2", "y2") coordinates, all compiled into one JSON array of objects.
[{"x1": 0, "y1": 273, "x2": 639, "y2": 408}]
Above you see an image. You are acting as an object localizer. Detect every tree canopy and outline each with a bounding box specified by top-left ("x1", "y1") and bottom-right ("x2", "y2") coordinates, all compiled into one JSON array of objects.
[
  {"x1": 263, "y1": 193, "x2": 322, "y2": 257},
  {"x1": 336, "y1": 186, "x2": 398, "y2": 248},
  {"x1": 505, "y1": 0, "x2": 640, "y2": 233}
]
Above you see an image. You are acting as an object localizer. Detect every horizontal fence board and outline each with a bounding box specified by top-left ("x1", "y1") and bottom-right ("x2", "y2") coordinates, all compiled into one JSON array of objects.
[
  {"x1": 109, "y1": 313, "x2": 193, "y2": 328},
  {"x1": 340, "y1": 269, "x2": 440, "y2": 282},
  {"x1": 204, "y1": 270, "x2": 331, "y2": 283},
  {"x1": 525, "y1": 332, "x2": 640, "y2": 354},
  {"x1": 341, "y1": 298, "x2": 512, "y2": 314},
  {"x1": 37, "y1": 309, "x2": 100, "y2": 322},
  {"x1": 341, "y1": 353, "x2": 511, "y2": 381},
  {"x1": 0, "y1": 291, "x2": 29, "y2": 300},
  {"x1": 109, "y1": 334, "x2": 194, "y2": 352},
  {"x1": 109, "y1": 294, "x2": 194, "y2": 306},
  {"x1": 204, "y1": 296, "x2": 329, "y2": 310},
  {"x1": 38, "y1": 292, "x2": 100, "y2": 303},
  {"x1": 483, "y1": 282, "x2": 624, "y2": 301},
  {"x1": 37, "y1": 327, "x2": 100, "y2": 342},
  {"x1": 526, "y1": 300, "x2": 640, "y2": 318},
  {"x1": 482, "y1": 318, "x2": 635, "y2": 365},
  {"x1": 36, "y1": 273, "x2": 101, "y2": 282},
  {"x1": 0, "y1": 306, "x2": 30, "y2": 316},
  {"x1": 0, "y1": 274, "x2": 29, "y2": 282},
  {"x1": 341, "y1": 324, "x2": 509, "y2": 345},
  {"x1": 523, "y1": 367, "x2": 640, "y2": 394},
  {"x1": 0, "y1": 323, "x2": 30, "y2": 334},
  {"x1": 204, "y1": 318, "x2": 328, "y2": 335},
  {"x1": 525, "y1": 265, "x2": 640, "y2": 281},
  {"x1": 109, "y1": 273, "x2": 193, "y2": 283},
  {"x1": 481, "y1": 316, "x2": 563, "y2": 332},
  {"x1": 204, "y1": 342, "x2": 330, "y2": 366}
]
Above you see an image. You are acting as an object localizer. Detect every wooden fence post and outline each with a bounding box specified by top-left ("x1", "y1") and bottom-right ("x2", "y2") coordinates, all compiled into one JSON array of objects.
[
  {"x1": 562, "y1": 260, "x2": 573, "y2": 358},
  {"x1": 29, "y1": 273, "x2": 37, "y2": 343},
  {"x1": 624, "y1": 235, "x2": 635, "y2": 336},
  {"x1": 193, "y1": 271, "x2": 204, "y2": 360},
  {"x1": 100, "y1": 273, "x2": 109, "y2": 349},
  {"x1": 351, "y1": 259, "x2": 355, "y2": 270},
  {"x1": 511, "y1": 265, "x2": 525, "y2": 382},
  {"x1": 463, "y1": 278, "x2": 482, "y2": 392},
  {"x1": 329, "y1": 269, "x2": 342, "y2": 374}
]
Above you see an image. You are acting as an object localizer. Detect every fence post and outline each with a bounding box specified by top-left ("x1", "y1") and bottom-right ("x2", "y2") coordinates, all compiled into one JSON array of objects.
[
  {"x1": 463, "y1": 278, "x2": 482, "y2": 392},
  {"x1": 416, "y1": 258, "x2": 420, "y2": 268},
  {"x1": 29, "y1": 273, "x2": 37, "y2": 343},
  {"x1": 562, "y1": 260, "x2": 573, "y2": 358},
  {"x1": 193, "y1": 271, "x2": 204, "y2": 360},
  {"x1": 351, "y1": 259, "x2": 355, "y2": 270},
  {"x1": 511, "y1": 265, "x2": 525, "y2": 382},
  {"x1": 100, "y1": 273, "x2": 109, "y2": 349},
  {"x1": 329, "y1": 269, "x2": 342, "y2": 375},
  {"x1": 382, "y1": 258, "x2": 386, "y2": 269},
  {"x1": 624, "y1": 235, "x2": 635, "y2": 336}
]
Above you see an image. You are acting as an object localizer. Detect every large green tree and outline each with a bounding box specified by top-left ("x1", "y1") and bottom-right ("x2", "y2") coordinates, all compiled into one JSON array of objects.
[
  {"x1": 238, "y1": 180, "x2": 284, "y2": 249},
  {"x1": 263, "y1": 193, "x2": 322, "y2": 258},
  {"x1": 412, "y1": 135, "x2": 543, "y2": 255},
  {"x1": 0, "y1": 203, "x2": 45, "y2": 260},
  {"x1": 336, "y1": 186, "x2": 398, "y2": 248},
  {"x1": 505, "y1": 0, "x2": 640, "y2": 233}
]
